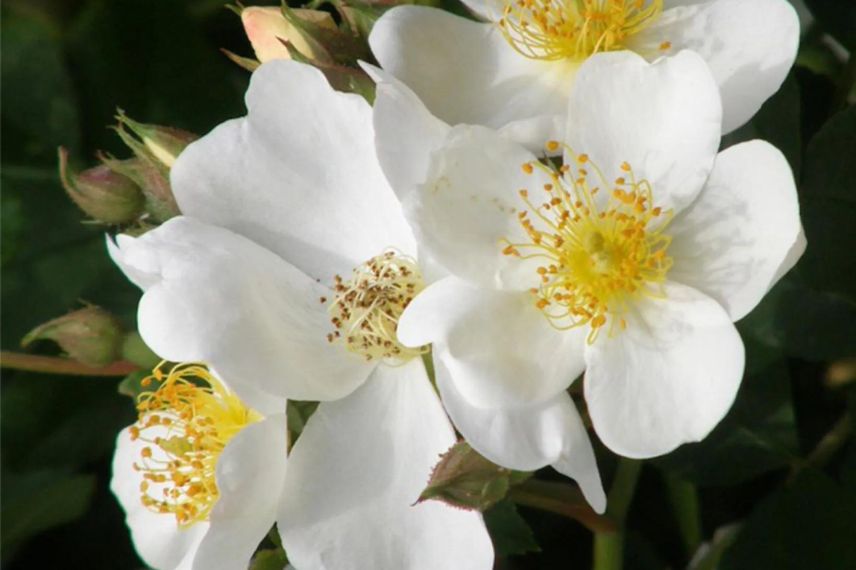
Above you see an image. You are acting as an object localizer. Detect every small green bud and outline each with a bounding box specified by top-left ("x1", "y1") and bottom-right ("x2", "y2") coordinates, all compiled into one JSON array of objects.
[
  {"x1": 115, "y1": 111, "x2": 197, "y2": 169},
  {"x1": 22, "y1": 306, "x2": 125, "y2": 367},
  {"x1": 58, "y1": 147, "x2": 145, "y2": 224},
  {"x1": 418, "y1": 441, "x2": 532, "y2": 512}
]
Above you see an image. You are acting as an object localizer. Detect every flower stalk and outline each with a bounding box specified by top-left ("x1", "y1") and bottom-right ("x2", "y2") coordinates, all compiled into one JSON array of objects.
[
  {"x1": 0, "y1": 350, "x2": 138, "y2": 376},
  {"x1": 507, "y1": 478, "x2": 616, "y2": 533},
  {"x1": 593, "y1": 459, "x2": 642, "y2": 570}
]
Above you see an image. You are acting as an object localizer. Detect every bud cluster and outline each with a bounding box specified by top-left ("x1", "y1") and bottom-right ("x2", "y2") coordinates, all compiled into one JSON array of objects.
[{"x1": 59, "y1": 112, "x2": 197, "y2": 229}]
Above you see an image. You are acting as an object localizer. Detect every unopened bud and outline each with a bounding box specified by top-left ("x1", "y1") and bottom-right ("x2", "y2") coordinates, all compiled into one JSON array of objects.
[
  {"x1": 116, "y1": 111, "x2": 197, "y2": 169},
  {"x1": 23, "y1": 306, "x2": 125, "y2": 367},
  {"x1": 98, "y1": 152, "x2": 178, "y2": 223},
  {"x1": 418, "y1": 442, "x2": 531, "y2": 511},
  {"x1": 58, "y1": 147, "x2": 145, "y2": 224},
  {"x1": 240, "y1": 6, "x2": 336, "y2": 64}
]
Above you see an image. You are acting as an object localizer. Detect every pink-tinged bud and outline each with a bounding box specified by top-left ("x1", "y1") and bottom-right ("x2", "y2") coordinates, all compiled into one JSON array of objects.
[
  {"x1": 240, "y1": 6, "x2": 335, "y2": 64},
  {"x1": 99, "y1": 152, "x2": 178, "y2": 223},
  {"x1": 22, "y1": 306, "x2": 125, "y2": 367},
  {"x1": 116, "y1": 111, "x2": 197, "y2": 169},
  {"x1": 58, "y1": 147, "x2": 145, "y2": 224},
  {"x1": 418, "y1": 442, "x2": 531, "y2": 511}
]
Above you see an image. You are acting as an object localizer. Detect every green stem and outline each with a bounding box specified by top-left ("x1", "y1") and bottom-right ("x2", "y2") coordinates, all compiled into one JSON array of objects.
[
  {"x1": 508, "y1": 479, "x2": 617, "y2": 533},
  {"x1": 0, "y1": 350, "x2": 138, "y2": 377},
  {"x1": 663, "y1": 472, "x2": 702, "y2": 557},
  {"x1": 790, "y1": 413, "x2": 853, "y2": 479},
  {"x1": 593, "y1": 459, "x2": 643, "y2": 570}
]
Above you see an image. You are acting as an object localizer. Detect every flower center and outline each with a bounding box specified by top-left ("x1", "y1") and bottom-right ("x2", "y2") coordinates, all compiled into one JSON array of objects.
[
  {"x1": 130, "y1": 362, "x2": 261, "y2": 527},
  {"x1": 502, "y1": 142, "x2": 673, "y2": 342},
  {"x1": 325, "y1": 250, "x2": 428, "y2": 363},
  {"x1": 498, "y1": 0, "x2": 667, "y2": 61}
]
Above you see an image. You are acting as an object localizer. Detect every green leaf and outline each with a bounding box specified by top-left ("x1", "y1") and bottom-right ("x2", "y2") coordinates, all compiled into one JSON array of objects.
[
  {"x1": 250, "y1": 548, "x2": 288, "y2": 570},
  {"x1": 654, "y1": 345, "x2": 798, "y2": 486},
  {"x1": 719, "y1": 470, "x2": 856, "y2": 570},
  {"x1": 721, "y1": 74, "x2": 801, "y2": 178},
  {"x1": 802, "y1": 0, "x2": 856, "y2": 51},
  {"x1": 797, "y1": 106, "x2": 856, "y2": 303},
  {"x1": 739, "y1": 276, "x2": 856, "y2": 361},
  {"x1": 1, "y1": 470, "x2": 96, "y2": 556},
  {"x1": 484, "y1": 500, "x2": 540, "y2": 557},
  {"x1": 286, "y1": 400, "x2": 319, "y2": 444},
  {"x1": 1, "y1": 9, "x2": 81, "y2": 163}
]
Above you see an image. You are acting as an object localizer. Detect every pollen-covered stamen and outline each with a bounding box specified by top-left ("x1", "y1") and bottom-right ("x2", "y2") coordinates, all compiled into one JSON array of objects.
[
  {"x1": 325, "y1": 250, "x2": 428, "y2": 363},
  {"x1": 130, "y1": 362, "x2": 260, "y2": 527},
  {"x1": 502, "y1": 141, "x2": 673, "y2": 343},
  {"x1": 498, "y1": 0, "x2": 664, "y2": 61}
]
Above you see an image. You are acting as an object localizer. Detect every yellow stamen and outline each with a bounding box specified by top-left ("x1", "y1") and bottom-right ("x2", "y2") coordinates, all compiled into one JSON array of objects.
[
  {"x1": 502, "y1": 143, "x2": 673, "y2": 343},
  {"x1": 131, "y1": 362, "x2": 261, "y2": 527},
  {"x1": 325, "y1": 250, "x2": 428, "y2": 363},
  {"x1": 498, "y1": 0, "x2": 663, "y2": 61}
]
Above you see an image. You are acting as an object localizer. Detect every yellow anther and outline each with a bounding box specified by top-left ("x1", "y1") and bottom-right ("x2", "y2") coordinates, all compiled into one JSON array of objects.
[
  {"x1": 325, "y1": 251, "x2": 428, "y2": 363},
  {"x1": 132, "y1": 362, "x2": 260, "y2": 528},
  {"x1": 498, "y1": 0, "x2": 663, "y2": 61},
  {"x1": 501, "y1": 145, "x2": 673, "y2": 342}
]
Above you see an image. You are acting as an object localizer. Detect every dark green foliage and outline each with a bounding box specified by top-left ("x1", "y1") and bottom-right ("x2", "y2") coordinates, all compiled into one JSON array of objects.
[{"x1": 2, "y1": 1, "x2": 855, "y2": 569}]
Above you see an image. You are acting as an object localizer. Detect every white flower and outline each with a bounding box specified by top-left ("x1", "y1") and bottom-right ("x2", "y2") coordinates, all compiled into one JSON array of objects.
[
  {"x1": 111, "y1": 363, "x2": 288, "y2": 570},
  {"x1": 369, "y1": 0, "x2": 799, "y2": 145},
  {"x1": 366, "y1": 63, "x2": 607, "y2": 513},
  {"x1": 372, "y1": 50, "x2": 805, "y2": 460},
  {"x1": 109, "y1": 60, "x2": 492, "y2": 570}
]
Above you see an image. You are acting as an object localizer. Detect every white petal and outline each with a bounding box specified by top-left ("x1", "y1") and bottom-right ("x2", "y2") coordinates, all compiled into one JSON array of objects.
[
  {"x1": 171, "y1": 59, "x2": 414, "y2": 280},
  {"x1": 399, "y1": 276, "x2": 587, "y2": 408},
  {"x1": 370, "y1": 6, "x2": 573, "y2": 142},
  {"x1": 435, "y1": 358, "x2": 606, "y2": 512},
  {"x1": 278, "y1": 360, "x2": 493, "y2": 570},
  {"x1": 669, "y1": 140, "x2": 803, "y2": 321},
  {"x1": 567, "y1": 50, "x2": 721, "y2": 213},
  {"x1": 111, "y1": 428, "x2": 208, "y2": 570},
  {"x1": 193, "y1": 414, "x2": 288, "y2": 570},
  {"x1": 110, "y1": 217, "x2": 373, "y2": 401},
  {"x1": 584, "y1": 282, "x2": 744, "y2": 458},
  {"x1": 366, "y1": 62, "x2": 451, "y2": 201},
  {"x1": 630, "y1": 0, "x2": 799, "y2": 133},
  {"x1": 407, "y1": 125, "x2": 550, "y2": 290}
]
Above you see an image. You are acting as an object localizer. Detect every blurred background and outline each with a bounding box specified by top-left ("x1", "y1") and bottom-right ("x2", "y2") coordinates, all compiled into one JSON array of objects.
[{"x1": 2, "y1": 0, "x2": 855, "y2": 568}]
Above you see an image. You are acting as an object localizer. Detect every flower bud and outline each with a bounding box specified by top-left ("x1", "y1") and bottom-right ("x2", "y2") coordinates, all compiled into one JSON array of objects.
[
  {"x1": 116, "y1": 111, "x2": 197, "y2": 169},
  {"x1": 22, "y1": 306, "x2": 125, "y2": 367},
  {"x1": 418, "y1": 442, "x2": 531, "y2": 511},
  {"x1": 98, "y1": 152, "x2": 178, "y2": 223},
  {"x1": 58, "y1": 147, "x2": 145, "y2": 224},
  {"x1": 240, "y1": 6, "x2": 336, "y2": 64}
]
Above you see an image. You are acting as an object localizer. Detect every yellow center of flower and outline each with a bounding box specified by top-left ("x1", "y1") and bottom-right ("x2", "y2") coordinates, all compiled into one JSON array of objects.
[
  {"x1": 324, "y1": 250, "x2": 428, "y2": 363},
  {"x1": 498, "y1": 0, "x2": 668, "y2": 61},
  {"x1": 130, "y1": 362, "x2": 261, "y2": 527},
  {"x1": 502, "y1": 142, "x2": 673, "y2": 342}
]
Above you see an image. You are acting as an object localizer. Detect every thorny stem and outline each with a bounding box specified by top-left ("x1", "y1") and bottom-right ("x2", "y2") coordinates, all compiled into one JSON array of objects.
[{"x1": 0, "y1": 350, "x2": 138, "y2": 377}]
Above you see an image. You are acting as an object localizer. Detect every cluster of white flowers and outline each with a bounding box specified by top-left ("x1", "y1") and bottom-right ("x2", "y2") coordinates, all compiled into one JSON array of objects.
[{"x1": 107, "y1": 1, "x2": 805, "y2": 568}]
